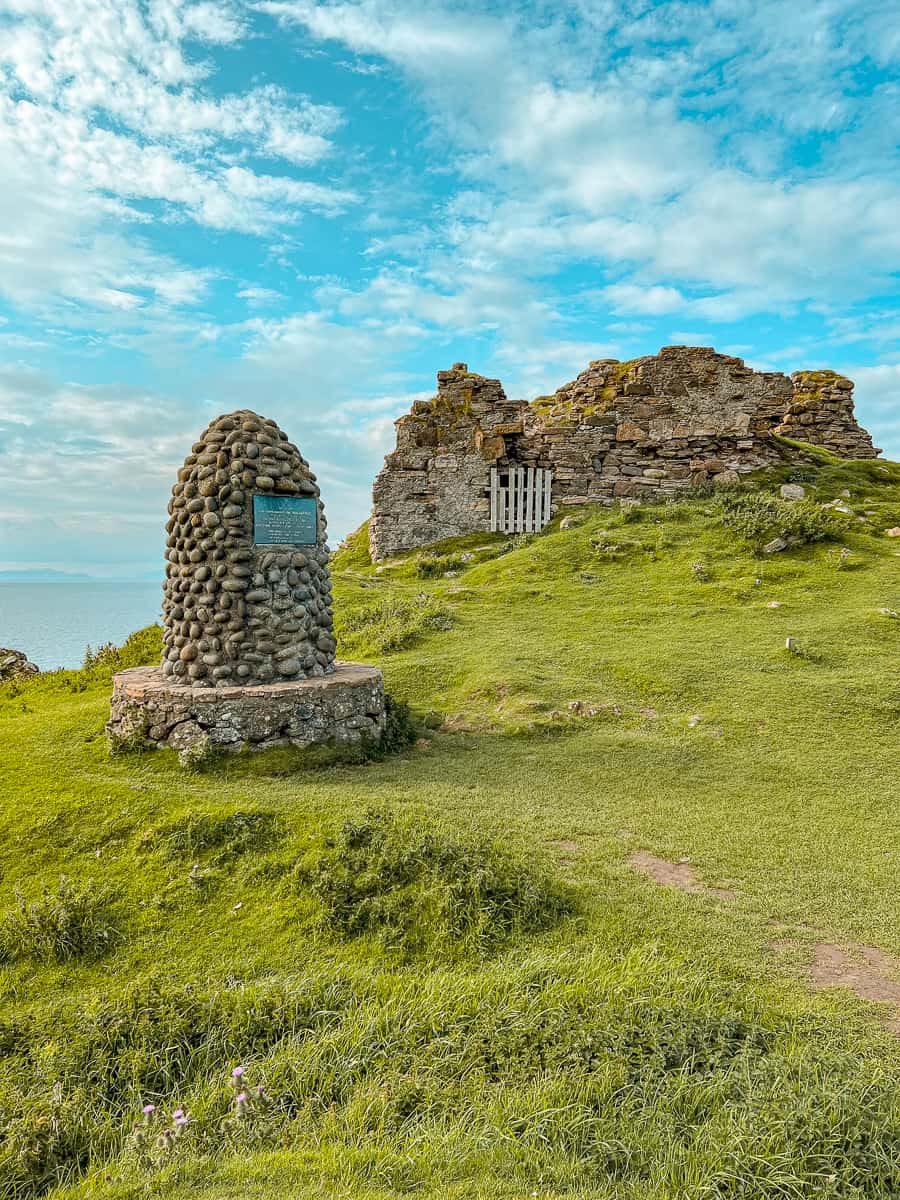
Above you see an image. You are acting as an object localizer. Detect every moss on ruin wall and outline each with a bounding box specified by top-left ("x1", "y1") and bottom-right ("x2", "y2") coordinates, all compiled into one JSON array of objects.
[
  {"x1": 530, "y1": 359, "x2": 640, "y2": 428},
  {"x1": 788, "y1": 371, "x2": 853, "y2": 415},
  {"x1": 406, "y1": 388, "x2": 478, "y2": 445}
]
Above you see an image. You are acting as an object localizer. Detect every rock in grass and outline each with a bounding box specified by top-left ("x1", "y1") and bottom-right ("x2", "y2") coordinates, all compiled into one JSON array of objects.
[
  {"x1": 762, "y1": 536, "x2": 789, "y2": 554},
  {"x1": 780, "y1": 483, "x2": 806, "y2": 500},
  {"x1": 886, "y1": 527, "x2": 900, "y2": 538},
  {"x1": 0, "y1": 648, "x2": 39, "y2": 681}
]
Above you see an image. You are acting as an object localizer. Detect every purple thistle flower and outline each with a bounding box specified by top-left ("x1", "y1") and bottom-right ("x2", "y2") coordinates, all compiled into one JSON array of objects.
[
  {"x1": 256, "y1": 1085, "x2": 266, "y2": 1097},
  {"x1": 142, "y1": 1104, "x2": 156, "y2": 1116},
  {"x1": 231, "y1": 1066, "x2": 245, "y2": 1079},
  {"x1": 235, "y1": 1091, "x2": 248, "y2": 1104}
]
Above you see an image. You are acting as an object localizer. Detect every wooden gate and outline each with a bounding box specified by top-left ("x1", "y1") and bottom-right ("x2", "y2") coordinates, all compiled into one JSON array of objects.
[{"x1": 489, "y1": 467, "x2": 552, "y2": 534}]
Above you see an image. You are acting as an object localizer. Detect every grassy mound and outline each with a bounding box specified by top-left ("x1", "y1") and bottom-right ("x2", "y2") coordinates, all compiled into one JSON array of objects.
[
  {"x1": 296, "y1": 809, "x2": 576, "y2": 958},
  {"x1": 1, "y1": 459, "x2": 900, "y2": 1197}
]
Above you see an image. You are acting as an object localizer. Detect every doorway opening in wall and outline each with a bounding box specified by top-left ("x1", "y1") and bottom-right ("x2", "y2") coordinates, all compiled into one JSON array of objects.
[{"x1": 489, "y1": 466, "x2": 553, "y2": 533}]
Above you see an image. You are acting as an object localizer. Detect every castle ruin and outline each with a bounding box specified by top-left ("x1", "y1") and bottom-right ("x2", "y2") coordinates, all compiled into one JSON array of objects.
[{"x1": 370, "y1": 345, "x2": 879, "y2": 560}]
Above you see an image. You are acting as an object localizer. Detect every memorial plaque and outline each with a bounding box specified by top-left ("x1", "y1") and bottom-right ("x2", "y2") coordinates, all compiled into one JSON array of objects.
[{"x1": 253, "y1": 494, "x2": 318, "y2": 545}]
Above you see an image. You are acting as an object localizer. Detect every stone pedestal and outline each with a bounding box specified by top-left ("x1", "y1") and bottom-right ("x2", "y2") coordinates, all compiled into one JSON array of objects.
[{"x1": 107, "y1": 662, "x2": 386, "y2": 758}]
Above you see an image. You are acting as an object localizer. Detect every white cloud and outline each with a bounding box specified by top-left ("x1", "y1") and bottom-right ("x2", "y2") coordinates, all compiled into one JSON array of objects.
[
  {"x1": 179, "y1": 0, "x2": 246, "y2": 43},
  {"x1": 0, "y1": 0, "x2": 354, "y2": 325},
  {"x1": 264, "y1": 0, "x2": 900, "y2": 321},
  {"x1": 668, "y1": 330, "x2": 717, "y2": 347},
  {"x1": 257, "y1": 0, "x2": 504, "y2": 64},
  {"x1": 0, "y1": 136, "x2": 215, "y2": 312},
  {"x1": 849, "y1": 364, "x2": 900, "y2": 460},
  {"x1": 237, "y1": 286, "x2": 285, "y2": 307},
  {"x1": 604, "y1": 283, "x2": 685, "y2": 316},
  {"x1": 2, "y1": 97, "x2": 354, "y2": 236},
  {"x1": 321, "y1": 268, "x2": 556, "y2": 339}
]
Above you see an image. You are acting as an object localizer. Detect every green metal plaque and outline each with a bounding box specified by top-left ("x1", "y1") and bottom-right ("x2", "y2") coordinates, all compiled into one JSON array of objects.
[{"x1": 252, "y1": 494, "x2": 318, "y2": 545}]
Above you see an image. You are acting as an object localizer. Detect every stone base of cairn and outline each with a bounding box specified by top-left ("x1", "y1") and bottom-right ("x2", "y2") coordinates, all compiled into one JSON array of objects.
[{"x1": 107, "y1": 662, "x2": 386, "y2": 761}]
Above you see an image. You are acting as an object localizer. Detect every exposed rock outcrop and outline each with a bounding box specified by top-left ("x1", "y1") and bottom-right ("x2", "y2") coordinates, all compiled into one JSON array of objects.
[
  {"x1": 370, "y1": 346, "x2": 880, "y2": 560},
  {"x1": 0, "y1": 649, "x2": 39, "y2": 681}
]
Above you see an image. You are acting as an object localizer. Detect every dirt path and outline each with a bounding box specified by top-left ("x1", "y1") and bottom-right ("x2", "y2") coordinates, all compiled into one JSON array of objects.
[
  {"x1": 628, "y1": 850, "x2": 736, "y2": 901},
  {"x1": 628, "y1": 849, "x2": 900, "y2": 1033}
]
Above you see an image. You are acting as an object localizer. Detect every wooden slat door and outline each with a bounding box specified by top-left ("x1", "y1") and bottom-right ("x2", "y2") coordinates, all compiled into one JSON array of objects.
[{"x1": 489, "y1": 468, "x2": 552, "y2": 533}]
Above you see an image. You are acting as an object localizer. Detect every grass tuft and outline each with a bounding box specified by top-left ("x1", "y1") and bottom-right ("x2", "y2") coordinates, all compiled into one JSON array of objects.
[
  {"x1": 415, "y1": 553, "x2": 465, "y2": 578},
  {"x1": 0, "y1": 875, "x2": 120, "y2": 964},
  {"x1": 137, "y1": 811, "x2": 281, "y2": 863},
  {"x1": 334, "y1": 593, "x2": 454, "y2": 657},
  {"x1": 296, "y1": 809, "x2": 576, "y2": 958},
  {"x1": 714, "y1": 489, "x2": 840, "y2": 549}
]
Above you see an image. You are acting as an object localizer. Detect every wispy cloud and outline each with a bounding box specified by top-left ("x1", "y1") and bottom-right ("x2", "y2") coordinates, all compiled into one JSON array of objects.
[{"x1": 0, "y1": 0, "x2": 355, "y2": 328}]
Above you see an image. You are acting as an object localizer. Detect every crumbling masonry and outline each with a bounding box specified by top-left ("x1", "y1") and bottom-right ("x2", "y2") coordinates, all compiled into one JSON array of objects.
[{"x1": 369, "y1": 346, "x2": 879, "y2": 559}]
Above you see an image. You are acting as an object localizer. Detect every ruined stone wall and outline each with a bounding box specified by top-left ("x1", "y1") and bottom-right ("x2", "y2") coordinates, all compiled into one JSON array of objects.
[
  {"x1": 530, "y1": 346, "x2": 791, "y2": 505},
  {"x1": 777, "y1": 371, "x2": 879, "y2": 458},
  {"x1": 369, "y1": 346, "x2": 880, "y2": 560},
  {"x1": 369, "y1": 364, "x2": 528, "y2": 559}
]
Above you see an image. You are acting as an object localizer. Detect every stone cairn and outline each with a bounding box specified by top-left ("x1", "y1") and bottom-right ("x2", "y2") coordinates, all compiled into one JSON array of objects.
[
  {"x1": 108, "y1": 412, "x2": 386, "y2": 761},
  {"x1": 162, "y1": 410, "x2": 336, "y2": 686}
]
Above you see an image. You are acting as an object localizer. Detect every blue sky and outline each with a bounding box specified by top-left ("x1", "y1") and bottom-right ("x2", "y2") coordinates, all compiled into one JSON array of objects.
[{"x1": 0, "y1": 0, "x2": 898, "y2": 578}]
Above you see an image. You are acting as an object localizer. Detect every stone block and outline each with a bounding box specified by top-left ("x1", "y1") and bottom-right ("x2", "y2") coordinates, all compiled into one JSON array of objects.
[{"x1": 616, "y1": 420, "x2": 648, "y2": 442}]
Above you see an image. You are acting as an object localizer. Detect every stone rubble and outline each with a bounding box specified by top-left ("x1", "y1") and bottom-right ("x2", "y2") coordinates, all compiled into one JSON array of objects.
[{"x1": 370, "y1": 346, "x2": 881, "y2": 559}]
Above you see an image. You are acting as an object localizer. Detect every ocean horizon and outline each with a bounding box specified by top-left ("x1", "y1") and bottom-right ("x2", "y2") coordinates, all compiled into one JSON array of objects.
[{"x1": 0, "y1": 582, "x2": 163, "y2": 671}]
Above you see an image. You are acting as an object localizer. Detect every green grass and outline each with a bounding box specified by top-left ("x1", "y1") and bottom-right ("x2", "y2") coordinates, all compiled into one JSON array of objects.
[{"x1": 2, "y1": 457, "x2": 900, "y2": 1198}]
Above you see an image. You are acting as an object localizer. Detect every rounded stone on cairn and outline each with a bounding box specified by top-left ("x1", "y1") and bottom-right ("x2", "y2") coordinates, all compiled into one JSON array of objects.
[{"x1": 160, "y1": 410, "x2": 336, "y2": 688}]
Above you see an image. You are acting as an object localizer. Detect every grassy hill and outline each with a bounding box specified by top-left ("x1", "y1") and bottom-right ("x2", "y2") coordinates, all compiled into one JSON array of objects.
[{"x1": 1, "y1": 450, "x2": 900, "y2": 1199}]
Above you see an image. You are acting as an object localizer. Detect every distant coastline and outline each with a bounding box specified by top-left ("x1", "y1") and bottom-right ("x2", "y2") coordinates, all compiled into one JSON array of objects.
[{"x1": 0, "y1": 571, "x2": 162, "y2": 584}]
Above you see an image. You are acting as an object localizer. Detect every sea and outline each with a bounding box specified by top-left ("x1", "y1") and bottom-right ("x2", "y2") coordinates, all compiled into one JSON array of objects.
[{"x1": 0, "y1": 582, "x2": 163, "y2": 671}]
